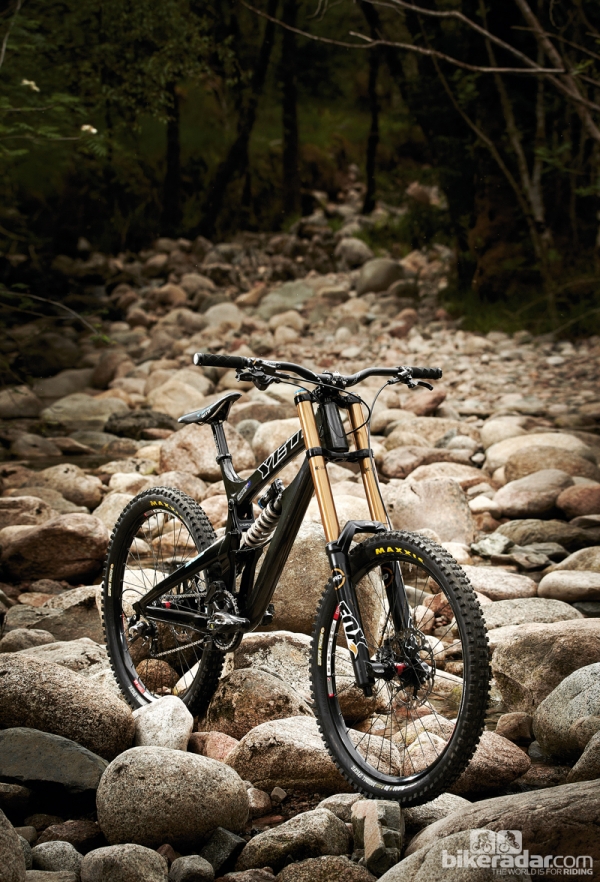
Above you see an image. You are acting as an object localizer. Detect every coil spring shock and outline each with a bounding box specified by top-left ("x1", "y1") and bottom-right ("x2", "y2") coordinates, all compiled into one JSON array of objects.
[{"x1": 241, "y1": 481, "x2": 284, "y2": 548}]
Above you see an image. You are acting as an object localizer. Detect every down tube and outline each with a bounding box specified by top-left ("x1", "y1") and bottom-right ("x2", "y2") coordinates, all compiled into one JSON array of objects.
[{"x1": 245, "y1": 458, "x2": 314, "y2": 629}]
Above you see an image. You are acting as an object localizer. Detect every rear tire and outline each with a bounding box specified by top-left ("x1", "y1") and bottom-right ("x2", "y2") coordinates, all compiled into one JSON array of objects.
[
  {"x1": 102, "y1": 487, "x2": 224, "y2": 713},
  {"x1": 310, "y1": 530, "x2": 490, "y2": 805}
]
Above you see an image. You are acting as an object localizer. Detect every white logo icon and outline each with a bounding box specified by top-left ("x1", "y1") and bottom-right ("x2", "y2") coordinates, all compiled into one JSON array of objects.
[{"x1": 469, "y1": 830, "x2": 522, "y2": 855}]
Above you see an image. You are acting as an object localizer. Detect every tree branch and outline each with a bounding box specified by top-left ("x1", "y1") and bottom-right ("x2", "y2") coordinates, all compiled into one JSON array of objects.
[
  {"x1": 241, "y1": 1, "x2": 563, "y2": 74},
  {"x1": 0, "y1": 0, "x2": 23, "y2": 72}
]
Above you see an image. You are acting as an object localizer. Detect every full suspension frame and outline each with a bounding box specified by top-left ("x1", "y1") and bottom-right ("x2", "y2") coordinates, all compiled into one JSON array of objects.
[{"x1": 128, "y1": 386, "x2": 411, "y2": 695}]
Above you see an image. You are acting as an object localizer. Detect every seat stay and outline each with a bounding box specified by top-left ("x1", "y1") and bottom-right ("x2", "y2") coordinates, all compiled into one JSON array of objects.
[{"x1": 131, "y1": 534, "x2": 227, "y2": 615}]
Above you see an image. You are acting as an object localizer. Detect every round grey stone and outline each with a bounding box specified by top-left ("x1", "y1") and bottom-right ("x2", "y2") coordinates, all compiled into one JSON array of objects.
[
  {"x1": 32, "y1": 840, "x2": 83, "y2": 875},
  {"x1": 81, "y1": 844, "x2": 168, "y2": 882},
  {"x1": 168, "y1": 855, "x2": 214, "y2": 882}
]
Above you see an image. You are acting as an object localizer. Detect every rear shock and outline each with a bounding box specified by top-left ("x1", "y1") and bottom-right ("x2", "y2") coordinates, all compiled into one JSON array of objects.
[{"x1": 240, "y1": 480, "x2": 284, "y2": 549}]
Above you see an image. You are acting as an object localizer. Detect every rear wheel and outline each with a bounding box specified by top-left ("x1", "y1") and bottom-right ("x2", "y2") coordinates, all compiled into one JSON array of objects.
[
  {"x1": 102, "y1": 487, "x2": 224, "y2": 713},
  {"x1": 311, "y1": 530, "x2": 490, "y2": 805}
]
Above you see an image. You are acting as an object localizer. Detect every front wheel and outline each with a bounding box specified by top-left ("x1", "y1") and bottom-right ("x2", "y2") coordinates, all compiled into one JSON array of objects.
[
  {"x1": 311, "y1": 530, "x2": 490, "y2": 805},
  {"x1": 102, "y1": 487, "x2": 224, "y2": 714}
]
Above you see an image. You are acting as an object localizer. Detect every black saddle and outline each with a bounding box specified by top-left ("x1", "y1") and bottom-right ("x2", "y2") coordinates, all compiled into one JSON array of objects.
[{"x1": 178, "y1": 391, "x2": 242, "y2": 426}]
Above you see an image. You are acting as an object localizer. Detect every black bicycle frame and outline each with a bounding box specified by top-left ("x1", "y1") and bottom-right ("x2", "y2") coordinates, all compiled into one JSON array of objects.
[{"x1": 132, "y1": 426, "x2": 313, "y2": 628}]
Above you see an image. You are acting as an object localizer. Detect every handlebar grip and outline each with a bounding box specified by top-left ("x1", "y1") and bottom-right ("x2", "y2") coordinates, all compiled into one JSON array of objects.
[
  {"x1": 193, "y1": 352, "x2": 252, "y2": 370},
  {"x1": 410, "y1": 366, "x2": 443, "y2": 380}
]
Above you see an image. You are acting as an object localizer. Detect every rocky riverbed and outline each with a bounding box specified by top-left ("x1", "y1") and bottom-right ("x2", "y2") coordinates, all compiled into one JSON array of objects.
[{"x1": 1, "y1": 186, "x2": 600, "y2": 880}]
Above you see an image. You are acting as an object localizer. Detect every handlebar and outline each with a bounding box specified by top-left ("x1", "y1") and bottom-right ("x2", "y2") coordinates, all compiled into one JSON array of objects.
[{"x1": 193, "y1": 352, "x2": 442, "y2": 388}]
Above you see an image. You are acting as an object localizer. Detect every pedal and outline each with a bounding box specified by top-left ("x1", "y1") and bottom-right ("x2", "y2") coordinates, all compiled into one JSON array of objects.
[
  {"x1": 261, "y1": 603, "x2": 275, "y2": 625},
  {"x1": 207, "y1": 611, "x2": 250, "y2": 634}
]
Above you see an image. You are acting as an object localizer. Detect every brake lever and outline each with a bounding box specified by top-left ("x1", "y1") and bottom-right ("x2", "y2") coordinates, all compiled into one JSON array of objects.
[{"x1": 236, "y1": 367, "x2": 279, "y2": 391}]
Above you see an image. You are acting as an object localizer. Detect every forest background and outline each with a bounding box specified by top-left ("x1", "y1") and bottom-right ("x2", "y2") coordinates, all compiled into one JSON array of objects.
[{"x1": 1, "y1": 0, "x2": 600, "y2": 337}]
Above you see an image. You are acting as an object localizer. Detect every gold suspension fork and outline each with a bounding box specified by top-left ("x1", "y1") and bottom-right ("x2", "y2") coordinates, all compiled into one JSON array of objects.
[
  {"x1": 348, "y1": 401, "x2": 387, "y2": 524},
  {"x1": 295, "y1": 395, "x2": 340, "y2": 542}
]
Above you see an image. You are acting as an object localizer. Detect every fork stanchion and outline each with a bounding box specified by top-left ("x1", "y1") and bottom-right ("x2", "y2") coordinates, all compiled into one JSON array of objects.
[
  {"x1": 348, "y1": 402, "x2": 387, "y2": 524},
  {"x1": 296, "y1": 397, "x2": 340, "y2": 543}
]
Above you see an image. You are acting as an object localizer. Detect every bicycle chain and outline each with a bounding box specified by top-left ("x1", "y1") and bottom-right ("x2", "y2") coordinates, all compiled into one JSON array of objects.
[{"x1": 151, "y1": 636, "x2": 207, "y2": 658}]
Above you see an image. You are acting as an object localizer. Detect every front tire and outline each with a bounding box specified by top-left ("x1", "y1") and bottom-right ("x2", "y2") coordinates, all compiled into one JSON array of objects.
[
  {"x1": 310, "y1": 530, "x2": 490, "y2": 805},
  {"x1": 102, "y1": 487, "x2": 224, "y2": 713}
]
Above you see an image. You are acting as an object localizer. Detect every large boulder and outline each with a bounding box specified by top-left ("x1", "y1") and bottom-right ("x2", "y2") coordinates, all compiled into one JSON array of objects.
[
  {"x1": 96, "y1": 747, "x2": 248, "y2": 849},
  {"x1": 234, "y1": 632, "x2": 313, "y2": 701},
  {"x1": 480, "y1": 416, "x2": 528, "y2": 450},
  {"x1": 159, "y1": 423, "x2": 255, "y2": 480},
  {"x1": 277, "y1": 855, "x2": 376, "y2": 882},
  {"x1": 460, "y1": 566, "x2": 537, "y2": 601},
  {"x1": 0, "y1": 728, "x2": 107, "y2": 793},
  {"x1": 537, "y1": 571, "x2": 600, "y2": 603},
  {"x1": 567, "y1": 731, "x2": 600, "y2": 783},
  {"x1": 0, "y1": 497, "x2": 54, "y2": 530},
  {"x1": 41, "y1": 393, "x2": 128, "y2": 432},
  {"x1": 4, "y1": 589, "x2": 103, "y2": 644},
  {"x1": 504, "y1": 446, "x2": 600, "y2": 483},
  {"x1": 23, "y1": 464, "x2": 103, "y2": 509},
  {"x1": 265, "y1": 520, "x2": 381, "y2": 634},
  {"x1": 482, "y1": 597, "x2": 582, "y2": 630},
  {"x1": 557, "y1": 484, "x2": 600, "y2": 520},
  {"x1": 532, "y1": 663, "x2": 600, "y2": 759},
  {"x1": 235, "y1": 808, "x2": 351, "y2": 874},
  {"x1": 91, "y1": 493, "x2": 134, "y2": 531},
  {"x1": 356, "y1": 258, "x2": 405, "y2": 296},
  {"x1": 257, "y1": 280, "x2": 315, "y2": 320},
  {"x1": 0, "y1": 385, "x2": 42, "y2": 419},
  {"x1": 491, "y1": 619, "x2": 600, "y2": 712},
  {"x1": 492, "y1": 469, "x2": 573, "y2": 518},
  {"x1": 16, "y1": 638, "x2": 108, "y2": 675},
  {"x1": 251, "y1": 417, "x2": 302, "y2": 463},
  {"x1": 146, "y1": 380, "x2": 206, "y2": 420},
  {"x1": 546, "y1": 547, "x2": 600, "y2": 573},
  {"x1": 334, "y1": 237, "x2": 374, "y2": 270},
  {"x1": 380, "y1": 447, "x2": 472, "y2": 480},
  {"x1": 496, "y1": 518, "x2": 593, "y2": 551},
  {"x1": 0, "y1": 808, "x2": 26, "y2": 882},
  {"x1": 204, "y1": 669, "x2": 314, "y2": 740},
  {"x1": 225, "y1": 716, "x2": 351, "y2": 794},
  {"x1": 403, "y1": 780, "x2": 600, "y2": 863},
  {"x1": 0, "y1": 514, "x2": 109, "y2": 581},
  {"x1": 80, "y1": 844, "x2": 168, "y2": 882},
  {"x1": 450, "y1": 731, "x2": 530, "y2": 795},
  {"x1": 485, "y1": 433, "x2": 595, "y2": 473},
  {"x1": 0, "y1": 655, "x2": 134, "y2": 760},
  {"x1": 385, "y1": 479, "x2": 474, "y2": 544}
]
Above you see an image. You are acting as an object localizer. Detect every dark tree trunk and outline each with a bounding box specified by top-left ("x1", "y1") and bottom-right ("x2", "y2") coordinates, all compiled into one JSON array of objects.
[
  {"x1": 162, "y1": 82, "x2": 181, "y2": 236},
  {"x1": 282, "y1": 0, "x2": 300, "y2": 219},
  {"x1": 200, "y1": 0, "x2": 278, "y2": 237},
  {"x1": 363, "y1": 48, "x2": 380, "y2": 214}
]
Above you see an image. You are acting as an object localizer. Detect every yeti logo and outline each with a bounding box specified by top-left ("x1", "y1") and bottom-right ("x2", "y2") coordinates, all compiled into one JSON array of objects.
[{"x1": 257, "y1": 431, "x2": 302, "y2": 478}]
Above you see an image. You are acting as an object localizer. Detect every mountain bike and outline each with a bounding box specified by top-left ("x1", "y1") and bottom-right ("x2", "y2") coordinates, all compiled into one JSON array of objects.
[{"x1": 102, "y1": 352, "x2": 490, "y2": 805}]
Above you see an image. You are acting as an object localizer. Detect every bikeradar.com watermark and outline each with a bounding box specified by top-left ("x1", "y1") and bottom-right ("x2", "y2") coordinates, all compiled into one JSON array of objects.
[{"x1": 441, "y1": 830, "x2": 593, "y2": 876}]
